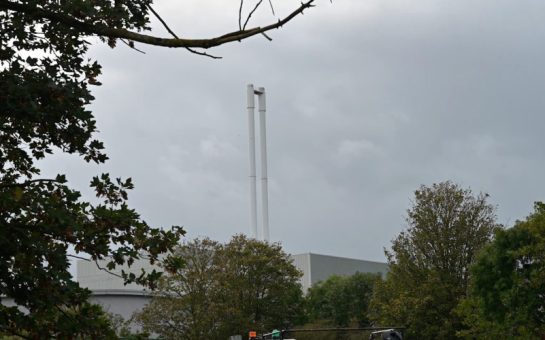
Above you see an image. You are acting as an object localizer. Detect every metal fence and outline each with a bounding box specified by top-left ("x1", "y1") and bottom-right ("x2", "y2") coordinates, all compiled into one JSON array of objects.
[{"x1": 259, "y1": 327, "x2": 405, "y2": 340}]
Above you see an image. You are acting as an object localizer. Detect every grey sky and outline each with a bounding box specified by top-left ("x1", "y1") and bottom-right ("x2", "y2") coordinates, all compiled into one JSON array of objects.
[{"x1": 40, "y1": 0, "x2": 545, "y2": 262}]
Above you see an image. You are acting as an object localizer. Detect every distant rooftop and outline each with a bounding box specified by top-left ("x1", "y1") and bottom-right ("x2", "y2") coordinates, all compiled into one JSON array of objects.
[
  {"x1": 291, "y1": 253, "x2": 389, "y2": 292},
  {"x1": 77, "y1": 253, "x2": 388, "y2": 294}
]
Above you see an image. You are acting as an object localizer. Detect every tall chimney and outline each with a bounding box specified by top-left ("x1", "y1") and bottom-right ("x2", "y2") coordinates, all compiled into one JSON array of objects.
[
  {"x1": 257, "y1": 87, "x2": 270, "y2": 242},
  {"x1": 247, "y1": 84, "x2": 258, "y2": 239},
  {"x1": 246, "y1": 84, "x2": 270, "y2": 242}
]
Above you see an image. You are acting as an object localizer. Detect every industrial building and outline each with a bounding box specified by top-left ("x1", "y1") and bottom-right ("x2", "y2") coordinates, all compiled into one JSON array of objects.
[
  {"x1": 77, "y1": 253, "x2": 388, "y2": 324},
  {"x1": 292, "y1": 253, "x2": 388, "y2": 292},
  {"x1": 77, "y1": 257, "x2": 157, "y2": 322}
]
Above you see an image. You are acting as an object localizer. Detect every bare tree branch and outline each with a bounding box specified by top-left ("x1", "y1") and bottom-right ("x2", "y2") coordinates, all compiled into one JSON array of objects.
[
  {"x1": 67, "y1": 254, "x2": 91, "y2": 261},
  {"x1": 147, "y1": 4, "x2": 180, "y2": 40},
  {"x1": 94, "y1": 260, "x2": 124, "y2": 279},
  {"x1": 184, "y1": 47, "x2": 222, "y2": 59},
  {"x1": 243, "y1": 0, "x2": 263, "y2": 31},
  {"x1": 238, "y1": 0, "x2": 244, "y2": 31},
  {"x1": 268, "y1": 0, "x2": 276, "y2": 16},
  {"x1": 0, "y1": 0, "x2": 316, "y2": 49},
  {"x1": 120, "y1": 39, "x2": 146, "y2": 54},
  {"x1": 146, "y1": 4, "x2": 220, "y2": 59}
]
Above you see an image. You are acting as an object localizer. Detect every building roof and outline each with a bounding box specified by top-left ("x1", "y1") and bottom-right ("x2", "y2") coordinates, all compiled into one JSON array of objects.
[{"x1": 77, "y1": 253, "x2": 388, "y2": 295}]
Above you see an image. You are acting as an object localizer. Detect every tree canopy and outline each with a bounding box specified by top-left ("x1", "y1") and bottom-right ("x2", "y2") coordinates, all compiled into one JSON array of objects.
[
  {"x1": 134, "y1": 238, "x2": 220, "y2": 339},
  {"x1": 457, "y1": 202, "x2": 545, "y2": 339},
  {"x1": 136, "y1": 235, "x2": 304, "y2": 339},
  {"x1": 369, "y1": 182, "x2": 498, "y2": 339},
  {"x1": 0, "y1": 0, "x2": 315, "y2": 336},
  {"x1": 306, "y1": 272, "x2": 380, "y2": 328}
]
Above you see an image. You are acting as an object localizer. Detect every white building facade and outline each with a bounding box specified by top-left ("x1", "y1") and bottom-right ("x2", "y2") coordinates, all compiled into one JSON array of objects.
[
  {"x1": 292, "y1": 253, "x2": 389, "y2": 292},
  {"x1": 76, "y1": 253, "x2": 389, "y2": 324}
]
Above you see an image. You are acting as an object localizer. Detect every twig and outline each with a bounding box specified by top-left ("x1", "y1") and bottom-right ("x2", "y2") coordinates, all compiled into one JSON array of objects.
[
  {"x1": 238, "y1": 0, "x2": 244, "y2": 31},
  {"x1": 147, "y1": 4, "x2": 220, "y2": 59},
  {"x1": 68, "y1": 254, "x2": 124, "y2": 279},
  {"x1": 268, "y1": 0, "x2": 275, "y2": 16},
  {"x1": 243, "y1": 0, "x2": 263, "y2": 30},
  {"x1": 182, "y1": 47, "x2": 222, "y2": 59},
  {"x1": 120, "y1": 39, "x2": 145, "y2": 54},
  {"x1": 147, "y1": 4, "x2": 180, "y2": 40},
  {"x1": 68, "y1": 254, "x2": 91, "y2": 261},
  {"x1": 94, "y1": 260, "x2": 124, "y2": 279}
]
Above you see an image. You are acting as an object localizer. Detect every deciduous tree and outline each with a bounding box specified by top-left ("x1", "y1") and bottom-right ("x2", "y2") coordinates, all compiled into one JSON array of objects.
[
  {"x1": 136, "y1": 235, "x2": 304, "y2": 338},
  {"x1": 369, "y1": 182, "x2": 497, "y2": 339},
  {"x1": 306, "y1": 272, "x2": 380, "y2": 327},
  {"x1": 135, "y1": 238, "x2": 221, "y2": 339},
  {"x1": 457, "y1": 202, "x2": 545, "y2": 339},
  {"x1": 215, "y1": 235, "x2": 304, "y2": 335}
]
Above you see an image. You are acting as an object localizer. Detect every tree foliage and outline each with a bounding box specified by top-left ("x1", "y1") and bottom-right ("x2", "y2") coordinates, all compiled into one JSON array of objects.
[
  {"x1": 306, "y1": 272, "x2": 380, "y2": 328},
  {"x1": 136, "y1": 235, "x2": 304, "y2": 339},
  {"x1": 0, "y1": 0, "x2": 315, "y2": 337},
  {"x1": 369, "y1": 182, "x2": 497, "y2": 339},
  {"x1": 457, "y1": 202, "x2": 545, "y2": 339},
  {"x1": 134, "y1": 238, "x2": 220, "y2": 339}
]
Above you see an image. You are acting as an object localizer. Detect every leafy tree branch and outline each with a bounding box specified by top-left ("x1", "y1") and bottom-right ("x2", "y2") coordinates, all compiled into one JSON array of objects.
[{"x1": 0, "y1": 0, "x2": 315, "y2": 50}]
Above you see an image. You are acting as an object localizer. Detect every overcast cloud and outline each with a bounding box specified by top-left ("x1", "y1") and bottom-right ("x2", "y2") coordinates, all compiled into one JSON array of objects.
[{"x1": 40, "y1": 0, "x2": 545, "y2": 262}]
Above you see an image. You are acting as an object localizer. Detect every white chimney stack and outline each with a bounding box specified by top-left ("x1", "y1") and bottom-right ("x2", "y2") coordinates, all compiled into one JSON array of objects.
[
  {"x1": 246, "y1": 84, "x2": 270, "y2": 242},
  {"x1": 257, "y1": 87, "x2": 270, "y2": 242},
  {"x1": 246, "y1": 84, "x2": 258, "y2": 239}
]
